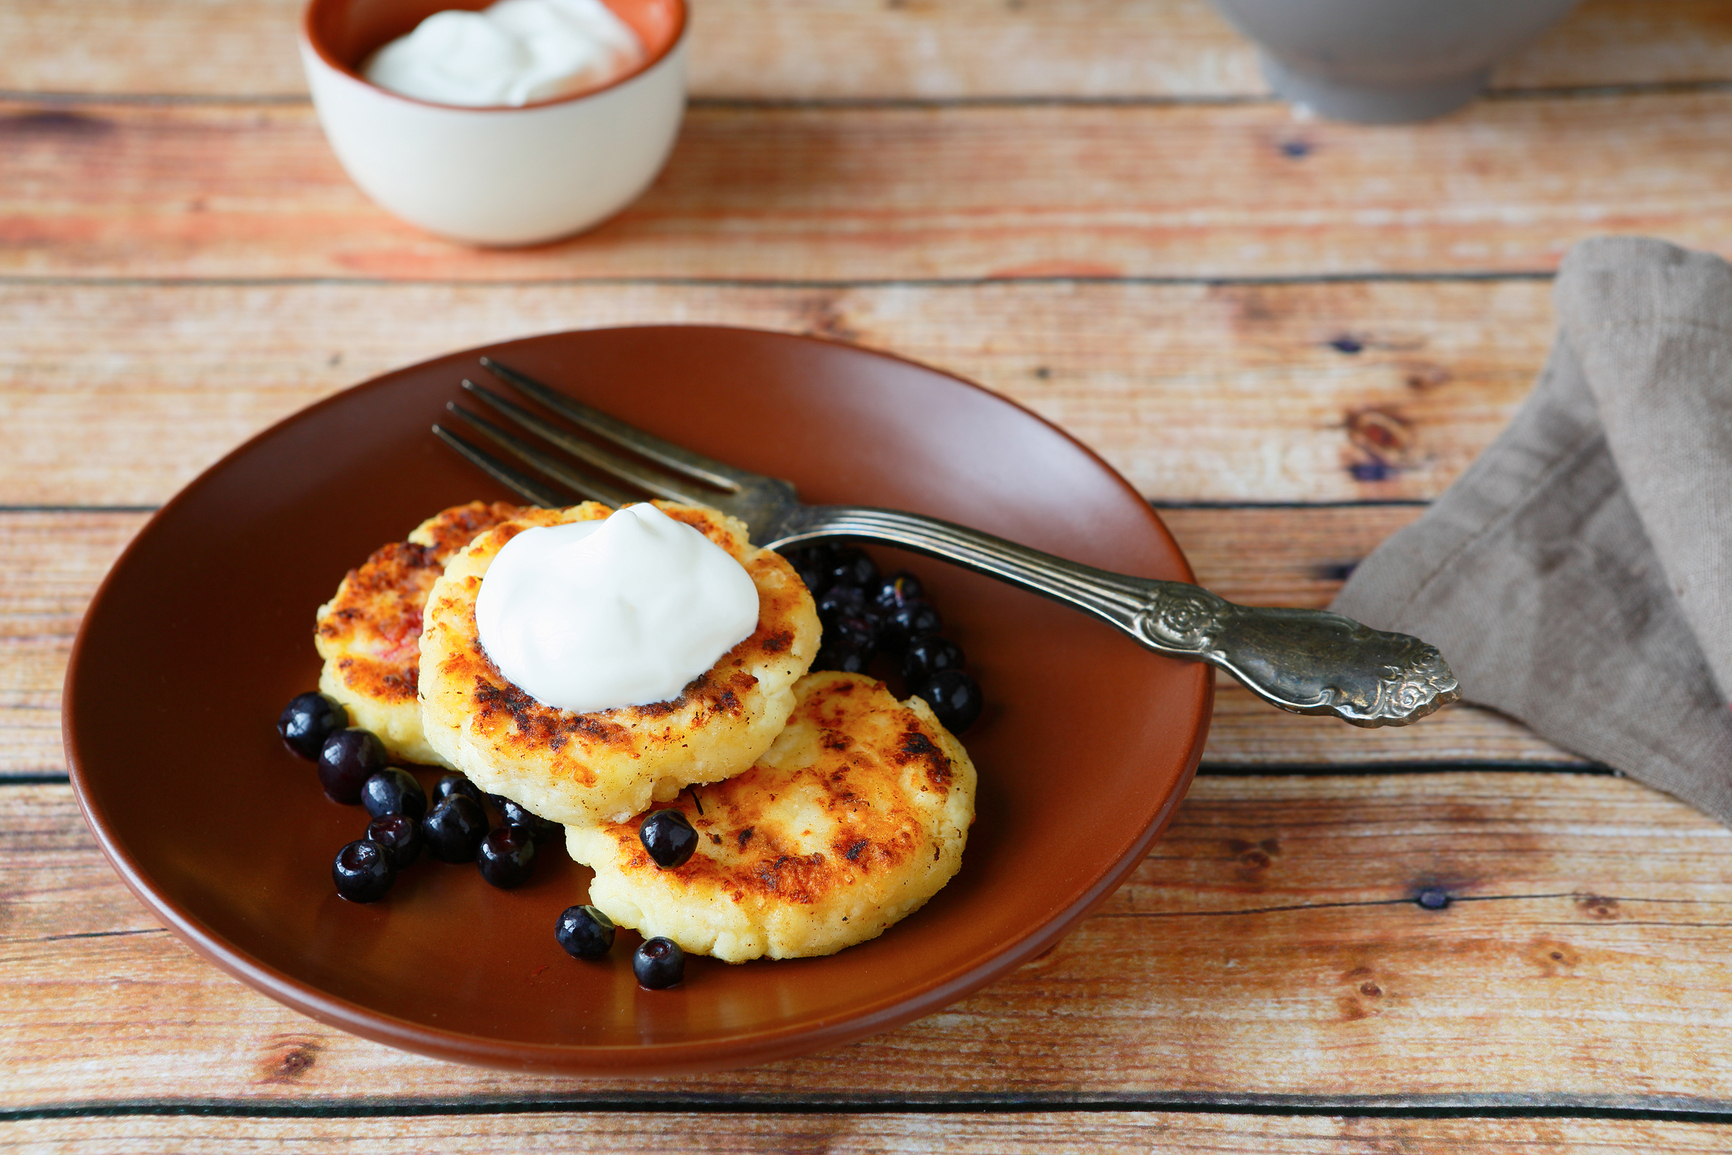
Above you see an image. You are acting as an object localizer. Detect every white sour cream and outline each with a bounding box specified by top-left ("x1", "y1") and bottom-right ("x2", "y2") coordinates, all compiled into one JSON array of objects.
[
  {"x1": 474, "y1": 504, "x2": 760, "y2": 715},
  {"x1": 362, "y1": 0, "x2": 645, "y2": 108}
]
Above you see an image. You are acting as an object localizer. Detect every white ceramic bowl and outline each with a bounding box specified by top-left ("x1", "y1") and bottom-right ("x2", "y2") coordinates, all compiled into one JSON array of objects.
[{"x1": 299, "y1": 0, "x2": 686, "y2": 246}]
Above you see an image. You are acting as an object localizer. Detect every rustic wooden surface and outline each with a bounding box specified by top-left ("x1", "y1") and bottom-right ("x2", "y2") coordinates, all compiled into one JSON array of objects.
[
  {"x1": 9, "y1": 95, "x2": 1732, "y2": 281},
  {"x1": 4, "y1": 0, "x2": 1731, "y2": 1149},
  {"x1": 10, "y1": 772, "x2": 1731, "y2": 1107},
  {"x1": 5, "y1": 0, "x2": 1731, "y2": 98},
  {"x1": 0, "y1": 279, "x2": 1556, "y2": 505},
  {"x1": 11, "y1": 1114, "x2": 1732, "y2": 1154}
]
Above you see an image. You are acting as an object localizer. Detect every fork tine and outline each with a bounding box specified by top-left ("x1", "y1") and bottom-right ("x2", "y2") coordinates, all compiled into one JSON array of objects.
[
  {"x1": 479, "y1": 357, "x2": 746, "y2": 492},
  {"x1": 460, "y1": 380, "x2": 714, "y2": 506},
  {"x1": 431, "y1": 424, "x2": 570, "y2": 509},
  {"x1": 441, "y1": 404, "x2": 636, "y2": 508}
]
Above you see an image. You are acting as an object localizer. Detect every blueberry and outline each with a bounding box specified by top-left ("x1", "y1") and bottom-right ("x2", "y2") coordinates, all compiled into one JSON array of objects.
[
  {"x1": 555, "y1": 904, "x2": 616, "y2": 960},
  {"x1": 830, "y1": 613, "x2": 880, "y2": 653},
  {"x1": 331, "y1": 839, "x2": 394, "y2": 902},
  {"x1": 811, "y1": 639, "x2": 872, "y2": 674},
  {"x1": 365, "y1": 813, "x2": 422, "y2": 869},
  {"x1": 882, "y1": 600, "x2": 943, "y2": 653},
  {"x1": 916, "y1": 668, "x2": 983, "y2": 732},
  {"x1": 434, "y1": 774, "x2": 486, "y2": 809},
  {"x1": 872, "y1": 571, "x2": 924, "y2": 611},
  {"x1": 797, "y1": 542, "x2": 840, "y2": 567},
  {"x1": 793, "y1": 559, "x2": 831, "y2": 597},
  {"x1": 633, "y1": 936, "x2": 685, "y2": 989},
  {"x1": 826, "y1": 548, "x2": 878, "y2": 591},
  {"x1": 638, "y1": 809, "x2": 699, "y2": 868},
  {"x1": 815, "y1": 620, "x2": 878, "y2": 673},
  {"x1": 784, "y1": 544, "x2": 837, "y2": 596},
  {"x1": 498, "y1": 798, "x2": 561, "y2": 843},
  {"x1": 902, "y1": 635, "x2": 964, "y2": 684},
  {"x1": 422, "y1": 794, "x2": 487, "y2": 863},
  {"x1": 278, "y1": 692, "x2": 349, "y2": 760},
  {"x1": 817, "y1": 584, "x2": 869, "y2": 627},
  {"x1": 360, "y1": 767, "x2": 427, "y2": 820},
  {"x1": 477, "y1": 825, "x2": 536, "y2": 888},
  {"x1": 317, "y1": 728, "x2": 389, "y2": 805}
]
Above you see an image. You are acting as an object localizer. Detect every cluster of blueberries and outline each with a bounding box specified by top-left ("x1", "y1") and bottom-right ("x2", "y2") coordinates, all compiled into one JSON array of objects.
[
  {"x1": 783, "y1": 544, "x2": 984, "y2": 732},
  {"x1": 277, "y1": 691, "x2": 556, "y2": 901},
  {"x1": 276, "y1": 691, "x2": 686, "y2": 989},
  {"x1": 275, "y1": 548, "x2": 977, "y2": 991}
]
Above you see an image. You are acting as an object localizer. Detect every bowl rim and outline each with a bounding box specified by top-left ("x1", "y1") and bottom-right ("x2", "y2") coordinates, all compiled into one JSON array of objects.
[{"x1": 299, "y1": 0, "x2": 688, "y2": 113}]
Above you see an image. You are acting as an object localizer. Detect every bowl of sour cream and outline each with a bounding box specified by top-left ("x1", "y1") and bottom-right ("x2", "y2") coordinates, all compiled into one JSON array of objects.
[{"x1": 299, "y1": 0, "x2": 686, "y2": 245}]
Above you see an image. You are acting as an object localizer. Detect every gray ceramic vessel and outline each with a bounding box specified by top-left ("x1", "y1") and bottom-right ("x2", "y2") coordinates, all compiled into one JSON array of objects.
[{"x1": 1209, "y1": 0, "x2": 1582, "y2": 123}]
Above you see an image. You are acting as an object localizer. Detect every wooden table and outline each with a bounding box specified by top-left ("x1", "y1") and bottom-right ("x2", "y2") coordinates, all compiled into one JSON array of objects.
[{"x1": 8, "y1": 0, "x2": 1732, "y2": 1148}]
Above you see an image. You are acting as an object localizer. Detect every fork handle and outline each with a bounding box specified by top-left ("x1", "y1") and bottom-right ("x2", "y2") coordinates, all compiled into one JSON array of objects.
[{"x1": 772, "y1": 505, "x2": 1459, "y2": 728}]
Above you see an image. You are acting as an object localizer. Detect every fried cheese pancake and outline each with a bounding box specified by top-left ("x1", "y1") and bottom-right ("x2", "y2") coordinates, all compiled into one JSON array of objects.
[
  {"x1": 315, "y1": 500, "x2": 525, "y2": 766},
  {"x1": 419, "y1": 502, "x2": 821, "y2": 824},
  {"x1": 565, "y1": 671, "x2": 976, "y2": 963}
]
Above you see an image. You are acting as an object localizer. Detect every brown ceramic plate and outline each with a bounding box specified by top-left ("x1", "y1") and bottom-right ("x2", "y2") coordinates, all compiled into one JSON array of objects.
[{"x1": 64, "y1": 326, "x2": 1211, "y2": 1076}]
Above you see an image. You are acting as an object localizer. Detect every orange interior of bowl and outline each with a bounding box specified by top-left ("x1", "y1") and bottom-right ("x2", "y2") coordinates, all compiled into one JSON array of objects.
[{"x1": 303, "y1": 0, "x2": 685, "y2": 92}]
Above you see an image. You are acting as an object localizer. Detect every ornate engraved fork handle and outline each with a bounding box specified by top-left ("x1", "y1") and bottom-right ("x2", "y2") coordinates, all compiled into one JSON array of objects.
[{"x1": 773, "y1": 505, "x2": 1460, "y2": 728}]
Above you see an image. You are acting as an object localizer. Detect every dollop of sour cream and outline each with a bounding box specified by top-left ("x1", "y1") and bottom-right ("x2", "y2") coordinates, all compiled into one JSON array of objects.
[
  {"x1": 361, "y1": 0, "x2": 645, "y2": 108},
  {"x1": 475, "y1": 504, "x2": 760, "y2": 715}
]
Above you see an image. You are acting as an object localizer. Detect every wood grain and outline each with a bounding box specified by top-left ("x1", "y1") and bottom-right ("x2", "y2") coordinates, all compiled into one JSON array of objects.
[
  {"x1": 0, "y1": 278, "x2": 1552, "y2": 507},
  {"x1": 2, "y1": 0, "x2": 1728, "y2": 101},
  {"x1": 1201, "y1": 684, "x2": 1577, "y2": 769},
  {"x1": 5, "y1": 773, "x2": 1728, "y2": 1107},
  {"x1": 0, "y1": 502, "x2": 1582, "y2": 779},
  {"x1": 5, "y1": 94, "x2": 1732, "y2": 282},
  {"x1": 8, "y1": 0, "x2": 1732, "y2": 1138},
  {"x1": 6, "y1": 1112, "x2": 1730, "y2": 1153}
]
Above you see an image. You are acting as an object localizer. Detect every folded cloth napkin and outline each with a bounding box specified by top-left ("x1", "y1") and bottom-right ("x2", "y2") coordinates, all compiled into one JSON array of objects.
[{"x1": 1332, "y1": 236, "x2": 1732, "y2": 825}]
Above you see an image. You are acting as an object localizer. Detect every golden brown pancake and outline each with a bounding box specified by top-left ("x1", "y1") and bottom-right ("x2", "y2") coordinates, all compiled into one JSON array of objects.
[
  {"x1": 565, "y1": 671, "x2": 977, "y2": 962},
  {"x1": 419, "y1": 502, "x2": 822, "y2": 824},
  {"x1": 315, "y1": 500, "x2": 525, "y2": 766}
]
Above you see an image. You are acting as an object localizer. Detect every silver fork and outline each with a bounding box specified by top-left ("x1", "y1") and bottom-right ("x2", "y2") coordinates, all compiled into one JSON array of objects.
[{"x1": 433, "y1": 357, "x2": 1459, "y2": 727}]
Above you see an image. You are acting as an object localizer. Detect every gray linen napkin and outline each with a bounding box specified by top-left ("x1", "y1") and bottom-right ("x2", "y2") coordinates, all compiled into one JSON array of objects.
[{"x1": 1331, "y1": 236, "x2": 1732, "y2": 825}]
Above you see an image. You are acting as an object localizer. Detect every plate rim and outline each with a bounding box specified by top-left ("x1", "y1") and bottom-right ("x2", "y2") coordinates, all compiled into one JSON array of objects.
[{"x1": 62, "y1": 323, "x2": 1213, "y2": 1075}]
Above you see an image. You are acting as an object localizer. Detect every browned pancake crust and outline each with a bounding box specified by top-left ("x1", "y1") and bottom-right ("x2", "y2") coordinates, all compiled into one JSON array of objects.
[
  {"x1": 655, "y1": 680, "x2": 958, "y2": 896},
  {"x1": 420, "y1": 502, "x2": 821, "y2": 823},
  {"x1": 317, "y1": 501, "x2": 524, "y2": 710},
  {"x1": 435, "y1": 509, "x2": 806, "y2": 785},
  {"x1": 567, "y1": 671, "x2": 976, "y2": 961},
  {"x1": 314, "y1": 500, "x2": 524, "y2": 764}
]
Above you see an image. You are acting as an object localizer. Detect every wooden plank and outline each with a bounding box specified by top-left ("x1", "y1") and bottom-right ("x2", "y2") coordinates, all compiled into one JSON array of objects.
[
  {"x1": 0, "y1": 278, "x2": 1553, "y2": 507},
  {"x1": 2, "y1": 0, "x2": 1728, "y2": 100},
  {"x1": 0, "y1": 503, "x2": 1581, "y2": 779},
  {"x1": 5, "y1": 773, "x2": 1728, "y2": 1108},
  {"x1": 0, "y1": 512, "x2": 138, "y2": 777},
  {"x1": 1490, "y1": 0, "x2": 1732, "y2": 91},
  {"x1": 1202, "y1": 684, "x2": 1579, "y2": 768},
  {"x1": 4, "y1": 94, "x2": 1732, "y2": 282},
  {"x1": 6, "y1": 1112, "x2": 1730, "y2": 1153}
]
